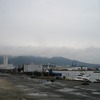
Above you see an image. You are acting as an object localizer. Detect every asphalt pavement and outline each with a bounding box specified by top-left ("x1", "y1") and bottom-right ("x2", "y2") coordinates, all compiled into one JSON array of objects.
[{"x1": 0, "y1": 73, "x2": 100, "y2": 100}]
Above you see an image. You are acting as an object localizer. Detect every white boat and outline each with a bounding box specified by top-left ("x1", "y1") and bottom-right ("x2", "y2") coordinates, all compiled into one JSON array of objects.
[
  {"x1": 94, "y1": 73, "x2": 100, "y2": 83},
  {"x1": 93, "y1": 71, "x2": 100, "y2": 73},
  {"x1": 74, "y1": 73, "x2": 91, "y2": 81},
  {"x1": 96, "y1": 79, "x2": 100, "y2": 83}
]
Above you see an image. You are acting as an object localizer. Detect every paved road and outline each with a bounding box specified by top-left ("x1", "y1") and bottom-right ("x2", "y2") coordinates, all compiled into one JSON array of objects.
[{"x1": 0, "y1": 73, "x2": 100, "y2": 100}]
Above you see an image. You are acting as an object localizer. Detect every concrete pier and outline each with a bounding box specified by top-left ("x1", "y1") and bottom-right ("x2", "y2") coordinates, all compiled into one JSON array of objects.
[{"x1": 0, "y1": 73, "x2": 100, "y2": 100}]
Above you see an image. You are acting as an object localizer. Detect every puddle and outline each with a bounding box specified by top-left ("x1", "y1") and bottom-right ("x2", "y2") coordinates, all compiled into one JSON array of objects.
[
  {"x1": 40, "y1": 85, "x2": 50, "y2": 88},
  {"x1": 49, "y1": 94, "x2": 63, "y2": 97},
  {"x1": 86, "y1": 88, "x2": 96, "y2": 91},
  {"x1": 57, "y1": 88, "x2": 77, "y2": 92},
  {"x1": 27, "y1": 92, "x2": 48, "y2": 96},
  {"x1": 92, "y1": 92, "x2": 100, "y2": 94},
  {"x1": 42, "y1": 81, "x2": 52, "y2": 85},
  {"x1": 40, "y1": 98, "x2": 66, "y2": 100},
  {"x1": 22, "y1": 88, "x2": 33, "y2": 91},
  {"x1": 15, "y1": 85, "x2": 28, "y2": 88},
  {"x1": 54, "y1": 82, "x2": 66, "y2": 86},
  {"x1": 78, "y1": 87, "x2": 97, "y2": 92},
  {"x1": 74, "y1": 86, "x2": 80, "y2": 88},
  {"x1": 70, "y1": 92, "x2": 87, "y2": 97}
]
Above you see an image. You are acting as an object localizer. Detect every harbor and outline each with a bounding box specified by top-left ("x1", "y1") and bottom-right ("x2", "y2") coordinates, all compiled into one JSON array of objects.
[
  {"x1": 0, "y1": 55, "x2": 100, "y2": 83},
  {"x1": 1, "y1": 0, "x2": 100, "y2": 100},
  {"x1": 54, "y1": 70, "x2": 100, "y2": 82},
  {"x1": 0, "y1": 56, "x2": 100, "y2": 99}
]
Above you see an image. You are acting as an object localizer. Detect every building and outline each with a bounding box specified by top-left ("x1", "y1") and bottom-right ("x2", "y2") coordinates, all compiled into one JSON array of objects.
[
  {"x1": 3, "y1": 55, "x2": 8, "y2": 68},
  {"x1": 23, "y1": 63, "x2": 56, "y2": 72},
  {"x1": 54, "y1": 66, "x2": 88, "y2": 71},
  {"x1": 24, "y1": 64, "x2": 43, "y2": 72},
  {"x1": 0, "y1": 56, "x2": 14, "y2": 69}
]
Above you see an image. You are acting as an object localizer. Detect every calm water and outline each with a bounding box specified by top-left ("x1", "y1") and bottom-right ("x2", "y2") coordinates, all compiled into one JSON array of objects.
[{"x1": 54, "y1": 71, "x2": 100, "y2": 82}]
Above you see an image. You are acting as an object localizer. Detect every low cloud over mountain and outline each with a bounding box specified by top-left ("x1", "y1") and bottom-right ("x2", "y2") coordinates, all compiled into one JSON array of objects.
[{"x1": 0, "y1": 46, "x2": 100, "y2": 64}]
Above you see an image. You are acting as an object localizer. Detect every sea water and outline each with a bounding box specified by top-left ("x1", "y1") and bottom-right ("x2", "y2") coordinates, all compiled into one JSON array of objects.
[{"x1": 53, "y1": 71, "x2": 100, "y2": 82}]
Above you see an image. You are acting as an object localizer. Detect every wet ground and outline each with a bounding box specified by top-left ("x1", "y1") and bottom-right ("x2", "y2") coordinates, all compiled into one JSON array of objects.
[{"x1": 0, "y1": 73, "x2": 100, "y2": 100}]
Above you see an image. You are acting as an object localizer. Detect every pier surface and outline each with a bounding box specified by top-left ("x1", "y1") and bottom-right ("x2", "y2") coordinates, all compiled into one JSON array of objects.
[{"x1": 0, "y1": 73, "x2": 100, "y2": 100}]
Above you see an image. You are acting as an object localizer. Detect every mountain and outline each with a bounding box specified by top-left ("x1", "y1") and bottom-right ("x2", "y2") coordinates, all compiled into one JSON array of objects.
[{"x1": 0, "y1": 56, "x2": 100, "y2": 67}]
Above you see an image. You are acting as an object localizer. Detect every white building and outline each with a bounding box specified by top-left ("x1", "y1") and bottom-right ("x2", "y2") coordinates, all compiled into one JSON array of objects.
[
  {"x1": 3, "y1": 55, "x2": 8, "y2": 68},
  {"x1": 5, "y1": 64, "x2": 14, "y2": 69},
  {"x1": 54, "y1": 66, "x2": 88, "y2": 71},
  {"x1": 0, "y1": 56, "x2": 14, "y2": 69},
  {"x1": 66, "y1": 67, "x2": 87, "y2": 71},
  {"x1": 0, "y1": 64, "x2": 4, "y2": 69},
  {"x1": 24, "y1": 64, "x2": 43, "y2": 72},
  {"x1": 67, "y1": 67, "x2": 81, "y2": 71}
]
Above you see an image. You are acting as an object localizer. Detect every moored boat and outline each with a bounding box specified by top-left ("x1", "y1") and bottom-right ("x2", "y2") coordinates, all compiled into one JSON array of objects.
[
  {"x1": 74, "y1": 73, "x2": 91, "y2": 82},
  {"x1": 93, "y1": 71, "x2": 100, "y2": 73},
  {"x1": 94, "y1": 79, "x2": 100, "y2": 83}
]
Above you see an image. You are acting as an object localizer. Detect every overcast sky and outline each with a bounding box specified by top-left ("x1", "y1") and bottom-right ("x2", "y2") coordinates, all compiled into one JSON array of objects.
[{"x1": 0, "y1": 0, "x2": 100, "y2": 64}]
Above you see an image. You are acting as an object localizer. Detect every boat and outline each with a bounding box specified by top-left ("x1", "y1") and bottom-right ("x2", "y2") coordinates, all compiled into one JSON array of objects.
[
  {"x1": 94, "y1": 79, "x2": 100, "y2": 83},
  {"x1": 74, "y1": 73, "x2": 91, "y2": 82},
  {"x1": 94, "y1": 73, "x2": 100, "y2": 83},
  {"x1": 96, "y1": 79, "x2": 100, "y2": 83},
  {"x1": 93, "y1": 71, "x2": 100, "y2": 73}
]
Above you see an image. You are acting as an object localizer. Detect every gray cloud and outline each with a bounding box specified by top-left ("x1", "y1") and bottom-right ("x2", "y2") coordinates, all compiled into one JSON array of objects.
[
  {"x1": 0, "y1": 0, "x2": 100, "y2": 63},
  {"x1": 0, "y1": 46, "x2": 100, "y2": 64}
]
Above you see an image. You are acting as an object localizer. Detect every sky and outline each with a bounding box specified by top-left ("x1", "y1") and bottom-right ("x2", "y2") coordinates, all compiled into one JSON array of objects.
[{"x1": 0, "y1": 0, "x2": 100, "y2": 64}]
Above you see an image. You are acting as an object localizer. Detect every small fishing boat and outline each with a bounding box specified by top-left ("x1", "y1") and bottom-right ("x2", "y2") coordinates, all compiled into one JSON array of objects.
[
  {"x1": 94, "y1": 73, "x2": 100, "y2": 83},
  {"x1": 74, "y1": 73, "x2": 91, "y2": 82},
  {"x1": 94, "y1": 79, "x2": 100, "y2": 83},
  {"x1": 96, "y1": 79, "x2": 100, "y2": 82},
  {"x1": 93, "y1": 71, "x2": 100, "y2": 73}
]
